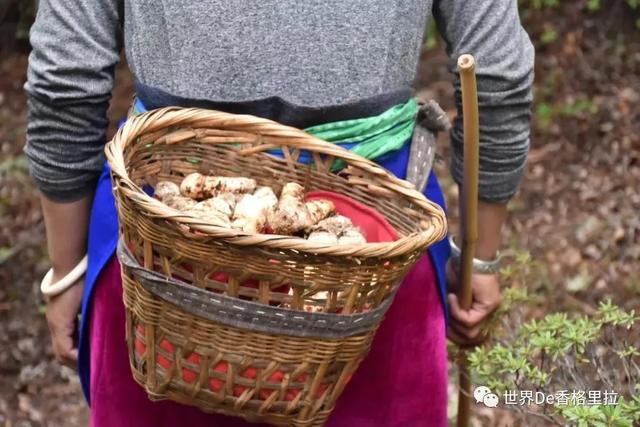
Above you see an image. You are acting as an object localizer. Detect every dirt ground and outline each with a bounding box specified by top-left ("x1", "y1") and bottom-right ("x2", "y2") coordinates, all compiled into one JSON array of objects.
[{"x1": 1, "y1": 2, "x2": 639, "y2": 426}]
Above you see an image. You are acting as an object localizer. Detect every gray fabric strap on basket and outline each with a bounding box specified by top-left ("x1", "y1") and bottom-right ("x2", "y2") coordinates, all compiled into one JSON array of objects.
[{"x1": 117, "y1": 240, "x2": 394, "y2": 339}]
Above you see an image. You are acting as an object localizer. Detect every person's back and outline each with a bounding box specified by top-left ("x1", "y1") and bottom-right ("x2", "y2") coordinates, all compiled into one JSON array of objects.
[{"x1": 124, "y1": 1, "x2": 429, "y2": 106}]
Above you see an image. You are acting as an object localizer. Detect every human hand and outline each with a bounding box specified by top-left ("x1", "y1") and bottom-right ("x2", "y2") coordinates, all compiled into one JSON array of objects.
[
  {"x1": 45, "y1": 274, "x2": 84, "y2": 367},
  {"x1": 446, "y1": 260, "x2": 502, "y2": 347}
]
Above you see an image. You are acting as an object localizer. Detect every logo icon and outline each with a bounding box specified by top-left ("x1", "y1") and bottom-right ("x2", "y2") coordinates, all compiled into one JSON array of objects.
[{"x1": 474, "y1": 386, "x2": 499, "y2": 408}]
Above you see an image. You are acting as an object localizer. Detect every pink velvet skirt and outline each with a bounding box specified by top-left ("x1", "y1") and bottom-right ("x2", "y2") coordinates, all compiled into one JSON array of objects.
[{"x1": 89, "y1": 255, "x2": 447, "y2": 427}]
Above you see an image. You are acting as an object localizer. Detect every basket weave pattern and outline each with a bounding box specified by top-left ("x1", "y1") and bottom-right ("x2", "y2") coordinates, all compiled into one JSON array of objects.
[{"x1": 105, "y1": 107, "x2": 447, "y2": 426}]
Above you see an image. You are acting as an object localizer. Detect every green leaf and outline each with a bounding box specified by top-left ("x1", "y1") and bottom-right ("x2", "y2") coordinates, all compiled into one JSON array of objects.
[
  {"x1": 515, "y1": 251, "x2": 532, "y2": 265},
  {"x1": 423, "y1": 17, "x2": 439, "y2": 51},
  {"x1": 536, "y1": 102, "x2": 554, "y2": 129},
  {"x1": 586, "y1": 0, "x2": 601, "y2": 11},
  {"x1": 0, "y1": 155, "x2": 30, "y2": 175},
  {"x1": 540, "y1": 28, "x2": 558, "y2": 45},
  {"x1": 616, "y1": 345, "x2": 640, "y2": 358}
]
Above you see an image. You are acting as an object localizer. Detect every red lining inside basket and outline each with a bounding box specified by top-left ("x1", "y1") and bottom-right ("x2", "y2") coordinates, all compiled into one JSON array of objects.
[
  {"x1": 305, "y1": 190, "x2": 399, "y2": 243},
  {"x1": 135, "y1": 190, "x2": 399, "y2": 399}
]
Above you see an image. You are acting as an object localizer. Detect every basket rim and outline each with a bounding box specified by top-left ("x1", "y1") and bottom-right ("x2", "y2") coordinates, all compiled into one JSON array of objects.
[{"x1": 105, "y1": 107, "x2": 447, "y2": 259}]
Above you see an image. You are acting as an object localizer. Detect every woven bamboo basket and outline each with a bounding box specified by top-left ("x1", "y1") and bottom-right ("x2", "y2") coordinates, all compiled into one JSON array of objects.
[{"x1": 105, "y1": 107, "x2": 447, "y2": 426}]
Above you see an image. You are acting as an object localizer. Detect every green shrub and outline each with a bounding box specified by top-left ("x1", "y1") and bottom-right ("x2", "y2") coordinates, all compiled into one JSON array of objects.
[{"x1": 465, "y1": 253, "x2": 640, "y2": 426}]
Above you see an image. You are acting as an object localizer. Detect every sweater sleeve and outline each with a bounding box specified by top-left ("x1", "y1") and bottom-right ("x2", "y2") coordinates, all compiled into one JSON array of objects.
[
  {"x1": 433, "y1": 0, "x2": 534, "y2": 202},
  {"x1": 24, "y1": 0, "x2": 122, "y2": 202}
]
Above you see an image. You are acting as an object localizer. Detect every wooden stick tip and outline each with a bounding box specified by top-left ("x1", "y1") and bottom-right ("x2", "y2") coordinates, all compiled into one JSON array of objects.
[{"x1": 458, "y1": 54, "x2": 475, "y2": 71}]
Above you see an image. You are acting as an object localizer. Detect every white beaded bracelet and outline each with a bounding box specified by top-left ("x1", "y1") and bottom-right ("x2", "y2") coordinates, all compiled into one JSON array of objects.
[{"x1": 40, "y1": 255, "x2": 88, "y2": 297}]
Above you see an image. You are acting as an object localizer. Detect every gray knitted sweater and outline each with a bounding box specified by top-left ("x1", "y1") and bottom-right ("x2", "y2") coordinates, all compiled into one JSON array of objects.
[{"x1": 25, "y1": 0, "x2": 534, "y2": 202}]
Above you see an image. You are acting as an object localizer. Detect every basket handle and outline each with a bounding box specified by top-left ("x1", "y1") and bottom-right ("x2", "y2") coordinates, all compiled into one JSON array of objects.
[{"x1": 109, "y1": 108, "x2": 427, "y2": 200}]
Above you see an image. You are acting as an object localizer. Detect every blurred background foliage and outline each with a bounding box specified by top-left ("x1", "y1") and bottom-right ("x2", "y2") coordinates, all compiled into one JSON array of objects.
[
  {"x1": 4, "y1": 0, "x2": 640, "y2": 50},
  {"x1": 0, "y1": 0, "x2": 37, "y2": 49}
]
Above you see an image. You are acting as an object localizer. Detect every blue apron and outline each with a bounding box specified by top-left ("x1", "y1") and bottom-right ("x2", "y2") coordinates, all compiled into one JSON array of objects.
[{"x1": 77, "y1": 103, "x2": 451, "y2": 403}]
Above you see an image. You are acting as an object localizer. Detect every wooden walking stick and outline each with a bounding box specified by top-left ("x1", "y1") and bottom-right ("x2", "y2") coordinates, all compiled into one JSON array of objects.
[{"x1": 456, "y1": 54, "x2": 480, "y2": 427}]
